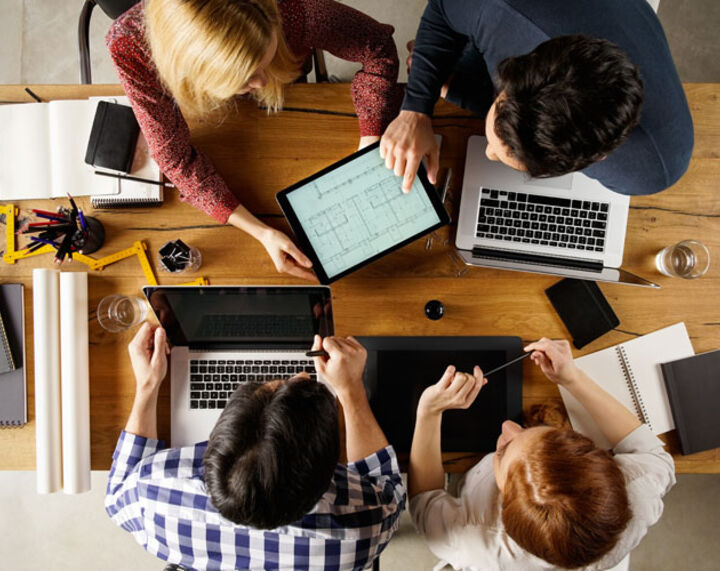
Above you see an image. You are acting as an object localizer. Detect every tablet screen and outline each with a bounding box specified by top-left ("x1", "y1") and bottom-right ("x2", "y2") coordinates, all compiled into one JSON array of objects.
[{"x1": 284, "y1": 146, "x2": 443, "y2": 280}]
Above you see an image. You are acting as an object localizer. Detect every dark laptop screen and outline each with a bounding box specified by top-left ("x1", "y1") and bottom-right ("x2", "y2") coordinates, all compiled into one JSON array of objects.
[{"x1": 143, "y1": 286, "x2": 333, "y2": 348}]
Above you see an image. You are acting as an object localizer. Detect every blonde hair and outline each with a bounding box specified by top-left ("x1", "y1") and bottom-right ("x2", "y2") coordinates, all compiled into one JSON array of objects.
[{"x1": 144, "y1": 0, "x2": 301, "y2": 117}]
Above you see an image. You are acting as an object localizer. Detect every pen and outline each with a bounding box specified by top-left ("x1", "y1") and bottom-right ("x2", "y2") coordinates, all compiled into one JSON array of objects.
[
  {"x1": 67, "y1": 193, "x2": 79, "y2": 217},
  {"x1": 78, "y1": 209, "x2": 88, "y2": 232},
  {"x1": 25, "y1": 240, "x2": 49, "y2": 254},
  {"x1": 32, "y1": 210, "x2": 69, "y2": 223},
  {"x1": 305, "y1": 350, "x2": 329, "y2": 358},
  {"x1": 29, "y1": 236, "x2": 59, "y2": 249},
  {"x1": 483, "y1": 351, "x2": 533, "y2": 377},
  {"x1": 94, "y1": 170, "x2": 175, "y2": 187},
  {"x1": 24, "y1": 87, "x2": 42, "y2": 103}
]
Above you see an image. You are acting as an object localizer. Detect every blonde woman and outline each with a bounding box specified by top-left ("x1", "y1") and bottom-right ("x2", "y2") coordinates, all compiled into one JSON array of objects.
[{"x1": 107, "y1": 0, "x2": 401, "y2": 279}]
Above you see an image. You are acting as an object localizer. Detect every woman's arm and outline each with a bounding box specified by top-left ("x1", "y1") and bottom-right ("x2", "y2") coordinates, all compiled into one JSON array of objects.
[
  {"x1": 409, "y1": 366, "x2": 485, "y2": 497},
  {"x1": 525, "y1": 338, "x2": 642, "y2": 447},
  {"x1": 298, "y1": 0, "x2": 402, "y2": 138},
  {"x1": 107, "y1": 12, "x2": 315, "y2": 280}
]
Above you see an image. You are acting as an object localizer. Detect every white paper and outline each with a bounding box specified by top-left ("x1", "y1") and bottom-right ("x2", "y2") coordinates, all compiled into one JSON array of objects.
[
  {"x1": 0, "y1": 100, "x2": 118, "y2": 200},
  {"x1": 0, "y1": 103, "x2": 52, "y2": 200},
  {"x1": 60, "y1": 272, "x2": 91, "y2": 494},
  {"x1": 32, "y1": 269, "x2": 62, "y2": 494}
]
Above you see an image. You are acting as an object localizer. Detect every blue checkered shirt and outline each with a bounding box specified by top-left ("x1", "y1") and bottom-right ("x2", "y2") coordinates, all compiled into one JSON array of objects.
[{"x1": 105, "y1": 431, "x2": 406, "y2": 570}]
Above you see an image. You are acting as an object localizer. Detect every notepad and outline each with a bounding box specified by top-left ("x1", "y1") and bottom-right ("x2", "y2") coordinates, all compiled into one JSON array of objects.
[
  {"x1": 0, "y1": 100, "x2": 118, "y2": 200},
  {"x1": 0, "y1": 284, "x2": 27, "y2": 427},
  {"x1": 559, "y1": 322, "x2": 694, "y2": 449}
]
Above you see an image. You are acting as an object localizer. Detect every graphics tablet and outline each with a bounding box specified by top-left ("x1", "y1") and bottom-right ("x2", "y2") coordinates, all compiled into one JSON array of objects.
[
  {"x1": 277, "y1": 142, "x2": 450, "y2": 284},
  {"x1": 357, "y1": 336, "x2": 524, "y2": 453}
]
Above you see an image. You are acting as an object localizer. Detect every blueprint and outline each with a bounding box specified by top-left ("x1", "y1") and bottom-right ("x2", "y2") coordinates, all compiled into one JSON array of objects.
[{"x1": 287, "y1": 148, "x2": 441, "y2": 278}]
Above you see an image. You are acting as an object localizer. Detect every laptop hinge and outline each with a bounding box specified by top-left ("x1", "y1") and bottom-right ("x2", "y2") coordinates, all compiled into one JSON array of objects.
[{"x1": 471, "y1": 247, "x2": 604, "y2": 272}]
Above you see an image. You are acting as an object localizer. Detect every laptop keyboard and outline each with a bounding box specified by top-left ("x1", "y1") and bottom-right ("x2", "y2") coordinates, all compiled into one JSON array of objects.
[
  {"x1": 476, "y1": 189, "x2": 609, "y2": 252},
  {"x1": 189, "y1": 358, "x2": 316, "y2": 410}
]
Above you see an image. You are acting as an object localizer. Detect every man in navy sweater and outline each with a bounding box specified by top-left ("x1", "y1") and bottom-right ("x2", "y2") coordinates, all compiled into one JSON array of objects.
[{"x1": 381, "y1": 0, "x2": 693, "y2": 196}]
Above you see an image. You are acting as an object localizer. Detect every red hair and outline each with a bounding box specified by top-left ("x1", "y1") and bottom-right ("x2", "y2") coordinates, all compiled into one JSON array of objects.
[{"x1": 502, "y1": 428, "x2": 631, "y2": 568}]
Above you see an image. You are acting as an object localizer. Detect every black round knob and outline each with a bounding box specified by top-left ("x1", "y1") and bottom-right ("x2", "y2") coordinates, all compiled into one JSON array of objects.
[{"x1": 424, "y1": 299, "x2": 445, "y2": 320}]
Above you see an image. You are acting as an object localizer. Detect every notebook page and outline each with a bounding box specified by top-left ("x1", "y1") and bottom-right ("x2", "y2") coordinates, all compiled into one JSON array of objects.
[
  {"x1": 47, "y1": 100, "x2": 117, "y2": 198},
  {"x1": 0, "y1": 103, "x2": 52, "y2": 200},
  {"x1": 560, "y1": 348, "x2": 638, "y2": 449},
  {"x1": 620, "y1": 322, "x2": 694, "y2": 434}
]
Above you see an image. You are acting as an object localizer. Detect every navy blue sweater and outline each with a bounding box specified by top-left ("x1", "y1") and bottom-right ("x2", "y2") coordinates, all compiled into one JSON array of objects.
[{"x1": 403, "y1": 0, "x2": 693, "y2": 195}]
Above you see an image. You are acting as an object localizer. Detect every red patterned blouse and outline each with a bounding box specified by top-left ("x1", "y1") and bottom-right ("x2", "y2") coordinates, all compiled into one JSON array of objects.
[{"x1": 107, "y1": 0, "x2": 401, "y2": 223}]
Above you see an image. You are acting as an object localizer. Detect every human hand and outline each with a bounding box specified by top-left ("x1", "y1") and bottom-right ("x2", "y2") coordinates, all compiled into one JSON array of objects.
[
  {"x1": 524, "y1": 338, "x2": 580, "y2": 386},
  {"x1": 260, "y1": 228, "x2": 316, "y2": 281},
  {"x1": 310, "y1": 335, "x2": 367, "y2": 402},
  {"x1": 417, "y1": 365, "x2": 486, "y2": 418},
  {"x1": 380, "y1": 110, "x2": 439, "y2": 192},
  {"x1": 128, "y1": 322, "x2": 170, "y2": 397},
  {"x1": 359, "y1": 135, "x2": 380, "y2": 150}
]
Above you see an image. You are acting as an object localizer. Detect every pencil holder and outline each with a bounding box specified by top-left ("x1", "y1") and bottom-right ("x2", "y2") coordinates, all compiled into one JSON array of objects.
[{"x1": 74, "y1": 216, "x2": 105, "y2": 255}]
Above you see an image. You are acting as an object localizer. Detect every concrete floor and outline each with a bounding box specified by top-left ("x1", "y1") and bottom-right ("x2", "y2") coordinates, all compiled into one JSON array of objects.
[{"x1": 1, "y1": 1, "x2": 719, "y2": 570}]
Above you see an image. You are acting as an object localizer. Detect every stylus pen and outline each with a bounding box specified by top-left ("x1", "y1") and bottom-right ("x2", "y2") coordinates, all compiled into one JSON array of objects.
[
  {"x1": 483, "y1": 351, "x2": 533, "y2": 377},
  {"x1": 94, "y1": 170, "x2": 175, "y2": 187},
  {"x1": 305, "y1": 350, "x2": 329, "y2": 358}
]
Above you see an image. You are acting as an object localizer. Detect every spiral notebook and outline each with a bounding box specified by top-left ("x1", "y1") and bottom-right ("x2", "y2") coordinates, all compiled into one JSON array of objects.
[
  {"x1": 559, "y1": 323, "x2": 694, "y2": 449},
  {"x1": 0, "y1": 284, "x2": 27, "y2": 427},
  {"x1": 88, "y1": 96, "x2": 164, "y2": 209}
]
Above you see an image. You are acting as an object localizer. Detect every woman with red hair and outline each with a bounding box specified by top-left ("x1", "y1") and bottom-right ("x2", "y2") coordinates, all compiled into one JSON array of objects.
[{"x1": 409, "y1": 338, "x2": 675, "y2": 570}]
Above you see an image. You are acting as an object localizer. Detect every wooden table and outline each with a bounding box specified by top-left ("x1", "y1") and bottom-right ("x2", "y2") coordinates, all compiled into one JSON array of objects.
[{"x1": 1, "y1": 84, "x2": 718, "y2": 473}]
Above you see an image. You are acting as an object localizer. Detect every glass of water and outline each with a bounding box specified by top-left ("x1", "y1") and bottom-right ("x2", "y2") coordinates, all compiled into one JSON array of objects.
[
  {"x1": 655, "y1": 240, "x2": 710, "y2": 279},
  {"x1": 97, "y1": 295, "x2": 148, "y2": 332}
]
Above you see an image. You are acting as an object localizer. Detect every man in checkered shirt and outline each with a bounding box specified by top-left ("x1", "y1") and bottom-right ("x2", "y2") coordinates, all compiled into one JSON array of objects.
[{"x1": 105, "y1": 323, "x2": 406, "y2": 570}]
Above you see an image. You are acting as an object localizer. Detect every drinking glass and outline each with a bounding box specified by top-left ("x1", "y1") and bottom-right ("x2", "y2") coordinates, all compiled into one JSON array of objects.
[
  {"x1": 97, "y1": 295, "x2": 148, "y2": 332},
  {"x1": 655, "y1": 240, "x2": 710, "y2": 279}
]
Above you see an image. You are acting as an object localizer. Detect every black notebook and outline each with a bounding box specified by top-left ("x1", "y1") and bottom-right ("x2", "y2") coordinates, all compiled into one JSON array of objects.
[
  {"x1": 85, "y1": 100, "x2": 140, "y2": 173},
  {"x1": 0, "y1": 284, "x2": 27, "y2": 427},
  {"x1": 661, "y1": 350, "x2": 720, "y2": 455}
]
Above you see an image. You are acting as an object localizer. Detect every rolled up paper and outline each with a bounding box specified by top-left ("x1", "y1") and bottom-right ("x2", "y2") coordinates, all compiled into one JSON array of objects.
[
  {"x1": 32, "y1": 269, "x2": 62, "y2": 494},
  {"x1": 60, "y1": 272, "x2": 91, "y2": 494}
]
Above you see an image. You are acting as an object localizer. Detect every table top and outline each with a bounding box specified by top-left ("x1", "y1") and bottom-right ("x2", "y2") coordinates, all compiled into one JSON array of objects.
[{"x1": 1, "y1": 83, "x2": 718, "y2": 473}]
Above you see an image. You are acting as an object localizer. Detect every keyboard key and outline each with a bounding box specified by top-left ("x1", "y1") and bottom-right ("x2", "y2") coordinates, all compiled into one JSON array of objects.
[
  {"x1": 477, "y1": 224, "x2": 490, "y2": 233},
  {"x1": 202, "y1": 391, "x2": 210, "y2": 399},
  {"x1": 593, "y1": 230, "x2": 605, "y2": 237},
  {"x1": 582, "y1": 201, "x2": 591, "y2": 210},
  {"x1": 548, "y1": 215, "x2": 556, "y2": 223},
  {"x1": 516, "y1": 193, "x2": 527, "y2": 201},
  {"x1": 190, "y1": 400, "x2": 199, "y2": 409},
  {"x1": 490, "y1": 190, "x2": 498, "y2": 199},
  {"x1": 598, "y1": 212, "x2": 608, "y2": 221},
  {"x1": 571, "y1": 209, "x2": 579, "y2": 217},
  {"x1": 544, "y1": 206, "x2": 553, "y2": 214},
  {"x1": 588, "y1": 211, "x2": 597, "y2": 220},
  {"x1": 208, "y1": 401, "x2": 216, "y2": 409},
  {"x1": 591, "y1": 202, "x2": 600, "y2": 211},
  {"x1": 223, "y1": 383, "x2": 231, "y2": 391},
  {"x1": 218, "y1": 400, "x2": 227, "y2": 409},
  {"x1": 600, "y1": 203, "x2": 609, "y2": 212},
  {"x1": 592, "y1": 221, "x2": 606, "y2": 229},
  {"x1": 191, "y1": 391, "x2": 201, "y2": 399},
  {"x1": 199, "y1": 401, "x2": 207, "y2": 409},
  {"x1": 528, "y1": 195, "x2": 571, "y2": 207},
  {"x1": 562, "y1": 208, "x2": 570, "y2": 216}
]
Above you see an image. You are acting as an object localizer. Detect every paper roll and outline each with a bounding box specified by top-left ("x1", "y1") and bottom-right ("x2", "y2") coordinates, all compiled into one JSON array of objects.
[
  {"x1": 60, "y1": 272, "x2": 91, "y2": 494},
  {"x1": 32, "y1": 269, "x2": 62, "y2": 494}
]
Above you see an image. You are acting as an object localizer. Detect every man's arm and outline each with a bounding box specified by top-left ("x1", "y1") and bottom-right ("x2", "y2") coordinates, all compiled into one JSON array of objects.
[
  {"x1": 409, "y1": 366, "x2": 485, "y2": 497},
  {"x1": 124, "y1": 323, "x2": 170, "y2": 439},
  {"x1": 525, "y1": 338, "x2": 641, "y2": 447},
  {"x1": 311, "y1": 335, "x2": 388, "y2": 461}
]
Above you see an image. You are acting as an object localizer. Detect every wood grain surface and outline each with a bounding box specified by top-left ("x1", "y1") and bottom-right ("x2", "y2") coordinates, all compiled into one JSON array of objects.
[{"x1": 0, "y1": 83, "x2": 718, "y2": 473}]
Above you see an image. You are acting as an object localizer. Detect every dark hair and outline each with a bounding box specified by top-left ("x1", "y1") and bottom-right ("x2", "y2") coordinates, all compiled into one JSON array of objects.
[
  {"x1": 494, "y1": 35, "x2": 643, "y2": 178},
  {"x1": 203, "y1": 378, "x2": 339, "y2": 528},
  {"x1": 502, "y1": 428, "x2": 631, "y2": 568}
]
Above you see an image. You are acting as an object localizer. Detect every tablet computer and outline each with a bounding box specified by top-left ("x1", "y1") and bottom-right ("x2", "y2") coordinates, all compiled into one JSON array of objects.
[
  {"x1": 357, "y1": 336, "x2": 524, "y2": 453},
  {"x1": 276, "y1": 142, "x2": 450, "y2": 284}
]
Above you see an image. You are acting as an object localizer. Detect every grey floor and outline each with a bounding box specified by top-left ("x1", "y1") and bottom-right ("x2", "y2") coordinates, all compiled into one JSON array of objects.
[{"x1": 2, "y1": 1, "x2": 719, "y2": 570}]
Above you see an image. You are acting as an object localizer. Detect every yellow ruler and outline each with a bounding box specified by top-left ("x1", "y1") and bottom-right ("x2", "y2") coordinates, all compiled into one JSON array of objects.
[
  {"x1": 1, "y1": 204, "x2": 19, "y2": 263},
  {"x1": 2, "y1": 204, "x2": 209, "y2": 286}
]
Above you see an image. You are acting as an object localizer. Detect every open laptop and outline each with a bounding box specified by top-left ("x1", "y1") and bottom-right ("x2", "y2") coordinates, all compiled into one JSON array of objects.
[
  {"x1": 143, "y1": 285, "x2": 334, "y2": 447},
  {"x1": 455, "y1": 136, "x2": 658, "y2": 287}
]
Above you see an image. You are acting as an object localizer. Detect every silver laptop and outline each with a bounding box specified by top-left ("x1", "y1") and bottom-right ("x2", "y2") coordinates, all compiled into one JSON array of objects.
[
  {"x1": 455, "y1": 136, "x2": 658, "y2": 287},
  {"x1": 143, "y1": 285, "x2": 334, "y2": 447}
]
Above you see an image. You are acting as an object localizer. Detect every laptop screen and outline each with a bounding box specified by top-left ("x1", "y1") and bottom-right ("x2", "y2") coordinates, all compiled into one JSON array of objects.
[{"x1": 143, "y1": 286, "x2": 333, "y2": 348}]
